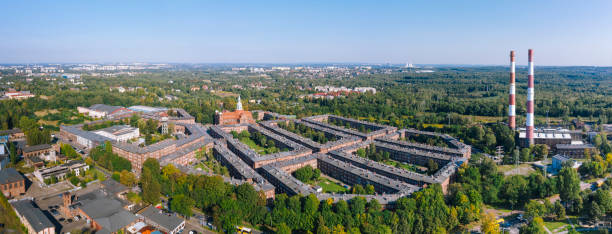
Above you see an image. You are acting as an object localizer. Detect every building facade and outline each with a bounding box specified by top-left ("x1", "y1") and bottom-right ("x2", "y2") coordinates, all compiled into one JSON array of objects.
[{"x1": 0, "y1": 168, "x2": 26, "y2": 198}]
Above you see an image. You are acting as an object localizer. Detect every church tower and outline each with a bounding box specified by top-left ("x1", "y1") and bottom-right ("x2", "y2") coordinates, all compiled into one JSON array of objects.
[{"x1": 236, "y1": 95, "x2": 243, "y2": 111}]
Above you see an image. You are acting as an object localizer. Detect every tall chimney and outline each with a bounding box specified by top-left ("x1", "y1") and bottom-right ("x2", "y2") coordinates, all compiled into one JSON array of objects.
[
  {"x1": 508, "y1": 50, "x2": 516, "y2": 129},
  {"x1": 526, "y1": 49, "x2": 535, "y2": 146}
]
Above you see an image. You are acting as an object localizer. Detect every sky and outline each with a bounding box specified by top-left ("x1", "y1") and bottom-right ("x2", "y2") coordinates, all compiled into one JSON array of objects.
[{"x1": 1, "y1": 0, "x2": 612, "y2": 65}]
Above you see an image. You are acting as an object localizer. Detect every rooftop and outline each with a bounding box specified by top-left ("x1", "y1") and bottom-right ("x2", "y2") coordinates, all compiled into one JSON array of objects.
[
  {"x1": 89, "y1": 104, "x2": 124, "y2": 114},
  {"x1": 79, "y1": 197, "x2": 137, "y2": 233},
  {"x1": 0, "y1": 168, "x2": 25, "y2": 184},
  {"x1": 23, "y1": 144, "x2": 52, "y2": 153},
  {"x1": 10, "y1": 199, "x2": 55, "y2": 233},
  {"x1": 94, "y1": 125, "x2": 138, "y2": 136},
  {"x1": 138, "y1": 206, "x2": 184, "y2": 232}
]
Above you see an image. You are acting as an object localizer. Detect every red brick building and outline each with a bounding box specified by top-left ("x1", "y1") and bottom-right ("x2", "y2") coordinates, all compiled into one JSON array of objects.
[
  {"x1": 0, "y1": 168, "x2": 26, "y2": 198},
  {"x1": 214, "y1": 96, "x2": 255, "y2": 125}
]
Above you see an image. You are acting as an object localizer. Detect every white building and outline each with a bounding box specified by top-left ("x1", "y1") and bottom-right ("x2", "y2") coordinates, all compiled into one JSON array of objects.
[{"x1": 94, "y1": 125, "x2": 139, "y2": 142}]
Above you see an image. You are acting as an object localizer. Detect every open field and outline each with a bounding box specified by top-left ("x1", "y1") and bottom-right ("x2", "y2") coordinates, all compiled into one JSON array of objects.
[
  {"x1": 239, "y1": 137, "x2": 268, "y2": 154},
  {"x1": 317, "y1": 177, "x2": 348, "y2": 193},
  {"x1": 382, "y1": 160, "x2": 425, "y2": 173},
  {"x1": 35, "y1": 109, "x2": 59, "y2": 116},
  {"x1": 499, "y1": 164, "x2": 535, "y2": 176},
  {"x1": 212, "y1": 91, "x2": 238, "y2": 97}
]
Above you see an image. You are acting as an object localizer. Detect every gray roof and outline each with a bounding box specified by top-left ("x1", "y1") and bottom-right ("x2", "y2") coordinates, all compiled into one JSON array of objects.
[
  {"x1": 95, "y1": 125, "x2": 137, "y2": 136},
  {"x1": 139, "y1": 206, "x2": 185, "y2": 232},
  {"x1": 11, "y1": 200, "x2": 55, "y2": 233},
  {"x1": 89, "y1": 104, "x2": 123, "y2": 114},
  {"x1": 0, "y1": 168, "x2": 25, "y2": 184},
  {"x1": 553, "y1": 154, "x2": 570, "y2": 161},
  {"x1": 101, "y1": 178, "x2": 129, "y2": 195},
  {"x1": 79, "y1": 197, "x2": 137, "y2": 232},
  {"x1": 23, "y1": 144, "x2": 52, "y2": 153},
  {"x1": 556, "y1": 144, "x2": 596, "y2": 149},
  {"x1": 0, "y1": 128, "x2": 22, "y2": 135}
]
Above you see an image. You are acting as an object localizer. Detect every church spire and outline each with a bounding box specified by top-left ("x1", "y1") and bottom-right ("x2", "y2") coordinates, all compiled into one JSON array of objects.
[{"x1": 236, "y1": 95, "x2": 243, "y2": 111}]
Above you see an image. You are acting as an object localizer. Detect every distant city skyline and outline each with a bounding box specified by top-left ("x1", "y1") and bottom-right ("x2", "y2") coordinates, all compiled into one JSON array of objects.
[{"x1": 2, "y1": 0, "x2": 612, "y2": 66}]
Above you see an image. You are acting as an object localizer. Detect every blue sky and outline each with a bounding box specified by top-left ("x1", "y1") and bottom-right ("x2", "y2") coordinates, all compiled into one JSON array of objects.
[{"x1": 1, "y1": 0, "x2": 612, "y2": 65}]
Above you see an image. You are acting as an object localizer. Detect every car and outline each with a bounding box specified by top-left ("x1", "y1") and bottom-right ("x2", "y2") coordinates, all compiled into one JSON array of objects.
[
  {"x1": 50, "y1": 209, "x2": 59, "y2": 216},
  {"x1": 189, "y1": 230, "x2": 197, "y2": 234},
  {"x1": 58, "y1": 218, "x2": 65, "y2": 222},
  {"x1": 74, "y1": 216, "x2": 79, "y2": 221},
  {"x1": 67, "y1": 219, "x2": 73, "y2": 223}
]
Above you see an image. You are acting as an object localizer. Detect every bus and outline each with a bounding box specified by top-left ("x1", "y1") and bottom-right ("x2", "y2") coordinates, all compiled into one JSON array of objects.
[{"x1": 236, "y1": 226, "x2": 252, "y2": 234}]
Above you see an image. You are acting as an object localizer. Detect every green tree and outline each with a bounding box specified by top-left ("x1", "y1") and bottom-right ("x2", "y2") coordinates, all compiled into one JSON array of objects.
[
  {"x1": 558, "y1": 166, "x2": 582, "y2": 213},
  {"x1": 427, "y1": 159, "x2": 439, "y2": 175},
  {"x1": 170, "y1": 194, "x2": 195, "y2": 217},
  {"x1": 500, "y1": 175, "x2": 528, "y2": 208},
  {"x1": 119, "y1": 170, "x2": 137, "y2": 187},
  {"x1": 520, "y1": 148, "x2": 531, "y2": 162},
  {"x1": 276, "y1": 222, "x2": 292, "y2": 234},
  {"x1": 141, "y1": 167, "x2": 161, "y2": 205},
  {"x1": 520, "y1": 217, "x2": 546, "y2": 234},
  {"x1": 9, "y1": 142, "x2": 18, "y2": 164}
]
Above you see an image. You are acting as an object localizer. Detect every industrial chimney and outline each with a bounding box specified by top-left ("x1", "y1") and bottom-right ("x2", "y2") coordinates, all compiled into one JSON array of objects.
[
  {"x1": 508, "y1": 50, "x2": 516, "y2": 129},
  {"x1": 526, "y1": 49, "x2": 535, "y2": 146}
]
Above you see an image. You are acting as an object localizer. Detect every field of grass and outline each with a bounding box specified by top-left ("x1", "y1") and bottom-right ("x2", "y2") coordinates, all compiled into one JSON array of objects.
[
  {"x1": 317, "y1": 178, "x2": 348, "y2": 193},
  {"x1": 34, "y1": 109, "x2": 59, "y2": 117},
  {"x1": 544, "y1": 220, "x2": 569, "y2": 232},
  {"x1": 239, "y1": 137, "x2": 268, "y2": 154},
  {"x1": 422, "y1": 123, "x2": 444, "y2": 128},
  {"x1": 498, "y1": 164, "x2": 535, "y2": 176},
  {"x1": 213, "y1": 91, "x2": 238, "y2": 97},
  {"x1": 382, "y1": 160, "x2": 424, "y2": 173},
  {"x1": 195, "y1": 162, "x2": 210, "y2": 173},
  {"x1": 84, "y1": 168, "x2": 107, "y2": 182}
]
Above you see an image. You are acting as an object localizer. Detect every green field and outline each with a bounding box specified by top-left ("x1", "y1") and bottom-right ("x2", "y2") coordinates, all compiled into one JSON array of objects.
[
  {"x1": 239, "y1": 137, "x2": 269, "y2": 154},
  {"x1": 382, "y1": 160, "x2": 424, "y2": 173},
  {"x1": 317, "y1": 178, "x2": 348, "y2": 193},
  {"x1": 544, "y1": 220, "x2": 568, "y2": 232}
]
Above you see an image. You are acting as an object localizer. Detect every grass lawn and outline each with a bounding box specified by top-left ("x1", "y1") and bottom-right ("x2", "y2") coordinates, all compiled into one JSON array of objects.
[
  {"x1": 382, "y1": 160, "x2": 425, "y2": 173},
  {"x1": 422, "y1": 123, "x2": 444, "y2": 128},
  {"x1": 317, "y1": 178, "x2": 348, "y2": 193},
  {"x1": 498, "y1": 164, "x2": 535, "y2": 176},
  {"x1": 34, "y1": 109, "x2": 59, "y2": 117},
  {"x1": 544, "y1": 220, "x2": 568, "y2": 232},
  {"x1": 483, "y1": 204, "x2": 514, "y2": 215},
  {"x1": 239, "y1": 137, "x2": 268, "y2": 154},
  {"x1": 84, "y1": 168, "x2": 107, "y2": 182},
  {"x1": 195, "y1": 162, "x2": 210, "y2": 173}
]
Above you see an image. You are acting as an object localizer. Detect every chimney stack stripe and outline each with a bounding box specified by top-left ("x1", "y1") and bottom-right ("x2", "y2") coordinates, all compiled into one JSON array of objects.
[
  {"x1": 509, "y1": 50, "x2": 516, "y2": 129},
  {"x1": 526, "y1": 49, "x2": 535, "y2": 146},
  {"x1": 526, "y1": 113, "x2": 534, "y2": 126},
  {"x1": 508, "y1": 105, "x2": 515, "y2": 116}
]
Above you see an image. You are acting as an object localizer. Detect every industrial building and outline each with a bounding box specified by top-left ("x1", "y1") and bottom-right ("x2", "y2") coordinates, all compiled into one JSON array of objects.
[{"x1": 11, "y1": 199, "x2": 56, "y2": 234}]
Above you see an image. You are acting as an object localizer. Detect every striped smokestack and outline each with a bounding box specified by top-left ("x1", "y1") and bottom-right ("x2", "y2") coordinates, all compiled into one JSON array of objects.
[
  {"x1": 526, "y1": 49, "x2": 535, "y2": 146},
  {"x1": 508, "y1": 50, "x2": 516, "y2": 129}
]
